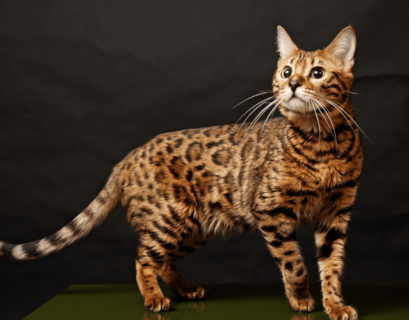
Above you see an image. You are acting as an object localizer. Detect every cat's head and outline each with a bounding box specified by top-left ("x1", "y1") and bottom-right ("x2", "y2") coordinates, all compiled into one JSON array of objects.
[{"x1": 272, "y1": 26, "x2": 356, "y2": 118}]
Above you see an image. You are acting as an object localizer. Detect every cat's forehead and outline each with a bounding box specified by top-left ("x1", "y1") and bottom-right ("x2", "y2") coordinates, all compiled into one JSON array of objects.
[{"x1": 278, "y1": 50, "x2": 335, "y2": 70}]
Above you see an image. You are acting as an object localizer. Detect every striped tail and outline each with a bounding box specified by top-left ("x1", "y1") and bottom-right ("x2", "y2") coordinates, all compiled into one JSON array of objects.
[{"x1": 0, "y1": 173, "x2": 119, "y2": 260}]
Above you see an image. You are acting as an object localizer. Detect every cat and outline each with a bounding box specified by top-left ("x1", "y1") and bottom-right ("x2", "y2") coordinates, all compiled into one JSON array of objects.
[{"x1": 0, "y1": 26, "x2": 362, "y2": 320}]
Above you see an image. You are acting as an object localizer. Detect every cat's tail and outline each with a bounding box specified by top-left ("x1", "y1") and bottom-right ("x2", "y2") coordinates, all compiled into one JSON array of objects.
[{"x1": 0, "y1": 172, "x2": 120, "y2": 260}]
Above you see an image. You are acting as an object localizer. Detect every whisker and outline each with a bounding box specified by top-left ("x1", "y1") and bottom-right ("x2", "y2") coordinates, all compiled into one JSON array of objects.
[
  {"x1": 231, "y1": 91, "x2": 273, "y2": 110},
  {"x1": 236, "y1": 96, "x2": 274, "y2": 123},
  {"x1": 244, "y1": 101, "x2": 277, "y2": 137},
  {"x1": 236, "y1": 98, "x2": 279, "y2": 139},
  {"x1": 235, "y1": 97, "x2": 276, "y2": 137},
  {"x1": 312, "y1": 93, "x2": 372, "y2": 143},
  {"x1": 324, "y1": 99, "x2": 372, "y2": 143},
  {"x1": 346, "y1": 90, "x2": 361, "y2": 95},
  {"x1": 243, "y1": 97, "x2": 284, "y2": 138},
  {"x1": 319, "y1": 103, "x2": 338, "y2": 145},
  {"x1": 312, "y1": 99, "x2": 336, "y2": 136},
  {"x1": 312, "y1": 99, "x2": 338, "y2": 150},
  {"x1": 311, "y1": 103, "x2": 321, "y2": 150},
  {"x1": 260, "y1": 99, "x2": 283, "y2": 136},
  {"x1": 325, "y1": 100, "x2": 356, "y2": 134}
]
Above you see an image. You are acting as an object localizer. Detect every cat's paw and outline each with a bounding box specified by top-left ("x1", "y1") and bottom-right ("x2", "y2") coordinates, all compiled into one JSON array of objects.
[
  {"x1": 176, "y1": 285, "x2": 206, "y2": 300},
  {"x1": 288, "y1": 293, "x2": 315, "y2": 312},
  {"x1": 326, "y1": 305, "x2": 358, "y2": 320},
  {"x1": 144, "y1": 296, "x2": 171, "y2": 312}
]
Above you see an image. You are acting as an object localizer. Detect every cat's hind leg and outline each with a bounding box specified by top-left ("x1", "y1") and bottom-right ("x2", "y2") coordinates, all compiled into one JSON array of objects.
[
  {"x1": 158, "y1": 261, "x2": 206, "y2": 300},
  {"x1": 136, "y1": 249, "x2": 171, "y2": 312},
  {"x1": 135, "y1": 227, "x2": 206, "y2": 310},
  {"x1": 157, "y1": 237, "x2": 208, "y2": 300}
]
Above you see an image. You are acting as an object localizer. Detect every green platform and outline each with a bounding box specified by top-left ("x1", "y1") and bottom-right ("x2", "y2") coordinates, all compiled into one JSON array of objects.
[{"x1": 25, "y1": 283, "x2": 409, "y2": 320}]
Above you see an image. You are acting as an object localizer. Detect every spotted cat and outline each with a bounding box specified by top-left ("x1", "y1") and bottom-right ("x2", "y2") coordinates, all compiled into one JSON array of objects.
[{"x1": 0, "y1": 26, "x2": 362, "y2": 320}]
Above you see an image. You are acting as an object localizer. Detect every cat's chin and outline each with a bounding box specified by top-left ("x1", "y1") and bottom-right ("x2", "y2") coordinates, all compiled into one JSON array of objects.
[{"x1": 283, "y1": 97, "x2": 309, "y2": 114}]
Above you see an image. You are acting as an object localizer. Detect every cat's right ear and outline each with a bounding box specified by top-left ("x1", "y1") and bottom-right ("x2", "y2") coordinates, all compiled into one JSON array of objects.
[
  {"x1": 276, "y1": 26, "x2": 299, "y2": 60},
  {"x1": 325, "y1": 26, "x2": 356, "y2": 71}
]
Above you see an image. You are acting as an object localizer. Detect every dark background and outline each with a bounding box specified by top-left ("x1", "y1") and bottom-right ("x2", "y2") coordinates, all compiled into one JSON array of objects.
[{"x1": 1, "y1": 0, "x2": 409, "y2": 319}]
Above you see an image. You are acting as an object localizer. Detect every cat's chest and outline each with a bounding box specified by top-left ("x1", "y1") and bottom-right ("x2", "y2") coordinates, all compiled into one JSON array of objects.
[
  {"x1": 263, "y1": 158, "x2": 357, "y2": 220},
  {"x1": 311, "y1": 161, "x2": 351, "y2": 189},
  {"x1": 281, "y1": 155, "x2": 356, "y2": 191}
]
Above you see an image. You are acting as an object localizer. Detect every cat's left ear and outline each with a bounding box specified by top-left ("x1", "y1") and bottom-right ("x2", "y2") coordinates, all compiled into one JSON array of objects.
[{"x1": 325, "y1": 26, "x2": 356, "y2": 70}]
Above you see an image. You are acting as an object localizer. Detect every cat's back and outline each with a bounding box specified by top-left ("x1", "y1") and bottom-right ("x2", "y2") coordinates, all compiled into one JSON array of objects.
[
  {"x1": 119, "y1": 117, "x2": 286, "y2": 176},
  {"x1": 115, "y1": 118, "x2": 286, "y2": 231}
]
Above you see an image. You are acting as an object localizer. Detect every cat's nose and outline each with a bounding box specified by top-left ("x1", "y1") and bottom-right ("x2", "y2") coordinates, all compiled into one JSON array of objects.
[{"x1": 289, "y1": 80, "x2": 301, "y2": 92}]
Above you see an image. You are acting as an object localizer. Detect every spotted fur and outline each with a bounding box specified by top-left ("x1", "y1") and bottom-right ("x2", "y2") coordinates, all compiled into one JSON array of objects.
[{"x1": 0, "y1": 26, "x2": 362, "y2": 320}]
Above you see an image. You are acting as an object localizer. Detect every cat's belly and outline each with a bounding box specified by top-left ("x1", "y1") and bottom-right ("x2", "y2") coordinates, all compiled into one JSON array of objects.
[{"x1": 196, "y1": 202, "x2": 259, "y2": 236}]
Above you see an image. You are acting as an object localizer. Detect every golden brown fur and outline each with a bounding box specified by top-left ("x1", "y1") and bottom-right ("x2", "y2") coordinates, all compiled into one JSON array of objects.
[{"x1": 0, "y1": 26, "x2": 362, "y2": 320}]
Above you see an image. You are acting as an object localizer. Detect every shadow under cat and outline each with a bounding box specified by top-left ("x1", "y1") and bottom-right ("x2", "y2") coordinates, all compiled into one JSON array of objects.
[
  {"x1": 24, "y1": 283, "x2": 409, "y2": 319},
  {"x1": 140, "y1": 283, "x2": 409, "y2": 320}
]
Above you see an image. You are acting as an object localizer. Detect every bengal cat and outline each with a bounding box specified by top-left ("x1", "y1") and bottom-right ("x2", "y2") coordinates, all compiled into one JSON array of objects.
[{"x1": 0, "y1": 26, "x2": 362, "y2": 320}]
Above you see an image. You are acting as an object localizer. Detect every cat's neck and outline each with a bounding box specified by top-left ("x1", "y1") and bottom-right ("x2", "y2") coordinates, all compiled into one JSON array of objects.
[{"x1": 282, "y1": 102, "x2": 359, "y2": 162}]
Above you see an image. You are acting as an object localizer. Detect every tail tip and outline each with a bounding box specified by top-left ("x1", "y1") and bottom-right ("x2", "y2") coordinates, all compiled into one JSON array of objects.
[{"x1": 0, "y1": 241, "x2": 14, "y2": 258}]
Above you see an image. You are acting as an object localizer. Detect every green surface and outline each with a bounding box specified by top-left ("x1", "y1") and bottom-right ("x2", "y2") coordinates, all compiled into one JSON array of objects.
[{"x1": 25, "y1": 283, "x2": 409, "y2": 320}]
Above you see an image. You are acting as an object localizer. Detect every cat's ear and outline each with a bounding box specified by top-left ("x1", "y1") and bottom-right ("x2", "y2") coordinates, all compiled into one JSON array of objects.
[
  {"x1": 276, "y1": 26, "x2": 299, "y2": 59},
  {"x1": 325, "y1": 26, "x2": 356, "y2": 70}
]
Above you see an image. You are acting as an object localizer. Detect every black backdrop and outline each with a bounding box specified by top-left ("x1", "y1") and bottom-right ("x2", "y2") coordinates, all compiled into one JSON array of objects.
[{"x1": 1, "y1": 1, "x2": 409, "y2": 319}]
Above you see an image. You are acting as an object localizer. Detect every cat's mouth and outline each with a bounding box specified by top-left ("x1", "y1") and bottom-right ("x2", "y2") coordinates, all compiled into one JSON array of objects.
[{"x1": 284, "y1": 94, "x2": 308, "y2": 113}]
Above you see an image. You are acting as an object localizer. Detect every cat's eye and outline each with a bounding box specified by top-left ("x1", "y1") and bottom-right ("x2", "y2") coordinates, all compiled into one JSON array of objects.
[
  {"x1": 282, "y1": 67, "x2": 292, "y2": 79},
  {"x1": 311, "y1": 67, "x2": 324, "y2": 79}
]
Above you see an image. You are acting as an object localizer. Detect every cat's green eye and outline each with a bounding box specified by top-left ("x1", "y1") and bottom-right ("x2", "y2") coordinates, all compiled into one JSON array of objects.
[
  {"x1": 282, "y1": 67, "x2": 292, "y2": 79},
  {"x1": 311, "y1": 67, "x2": 324, "y2": 79}
]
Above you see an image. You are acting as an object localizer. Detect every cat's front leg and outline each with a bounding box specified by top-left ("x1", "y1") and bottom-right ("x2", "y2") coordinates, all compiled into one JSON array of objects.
[
  {"x1": 314, "y1": 209, "x2": 357, "y2": 320},
  {"x1": 257, "y1": 210, "x2": 314, "y2": 313}
]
